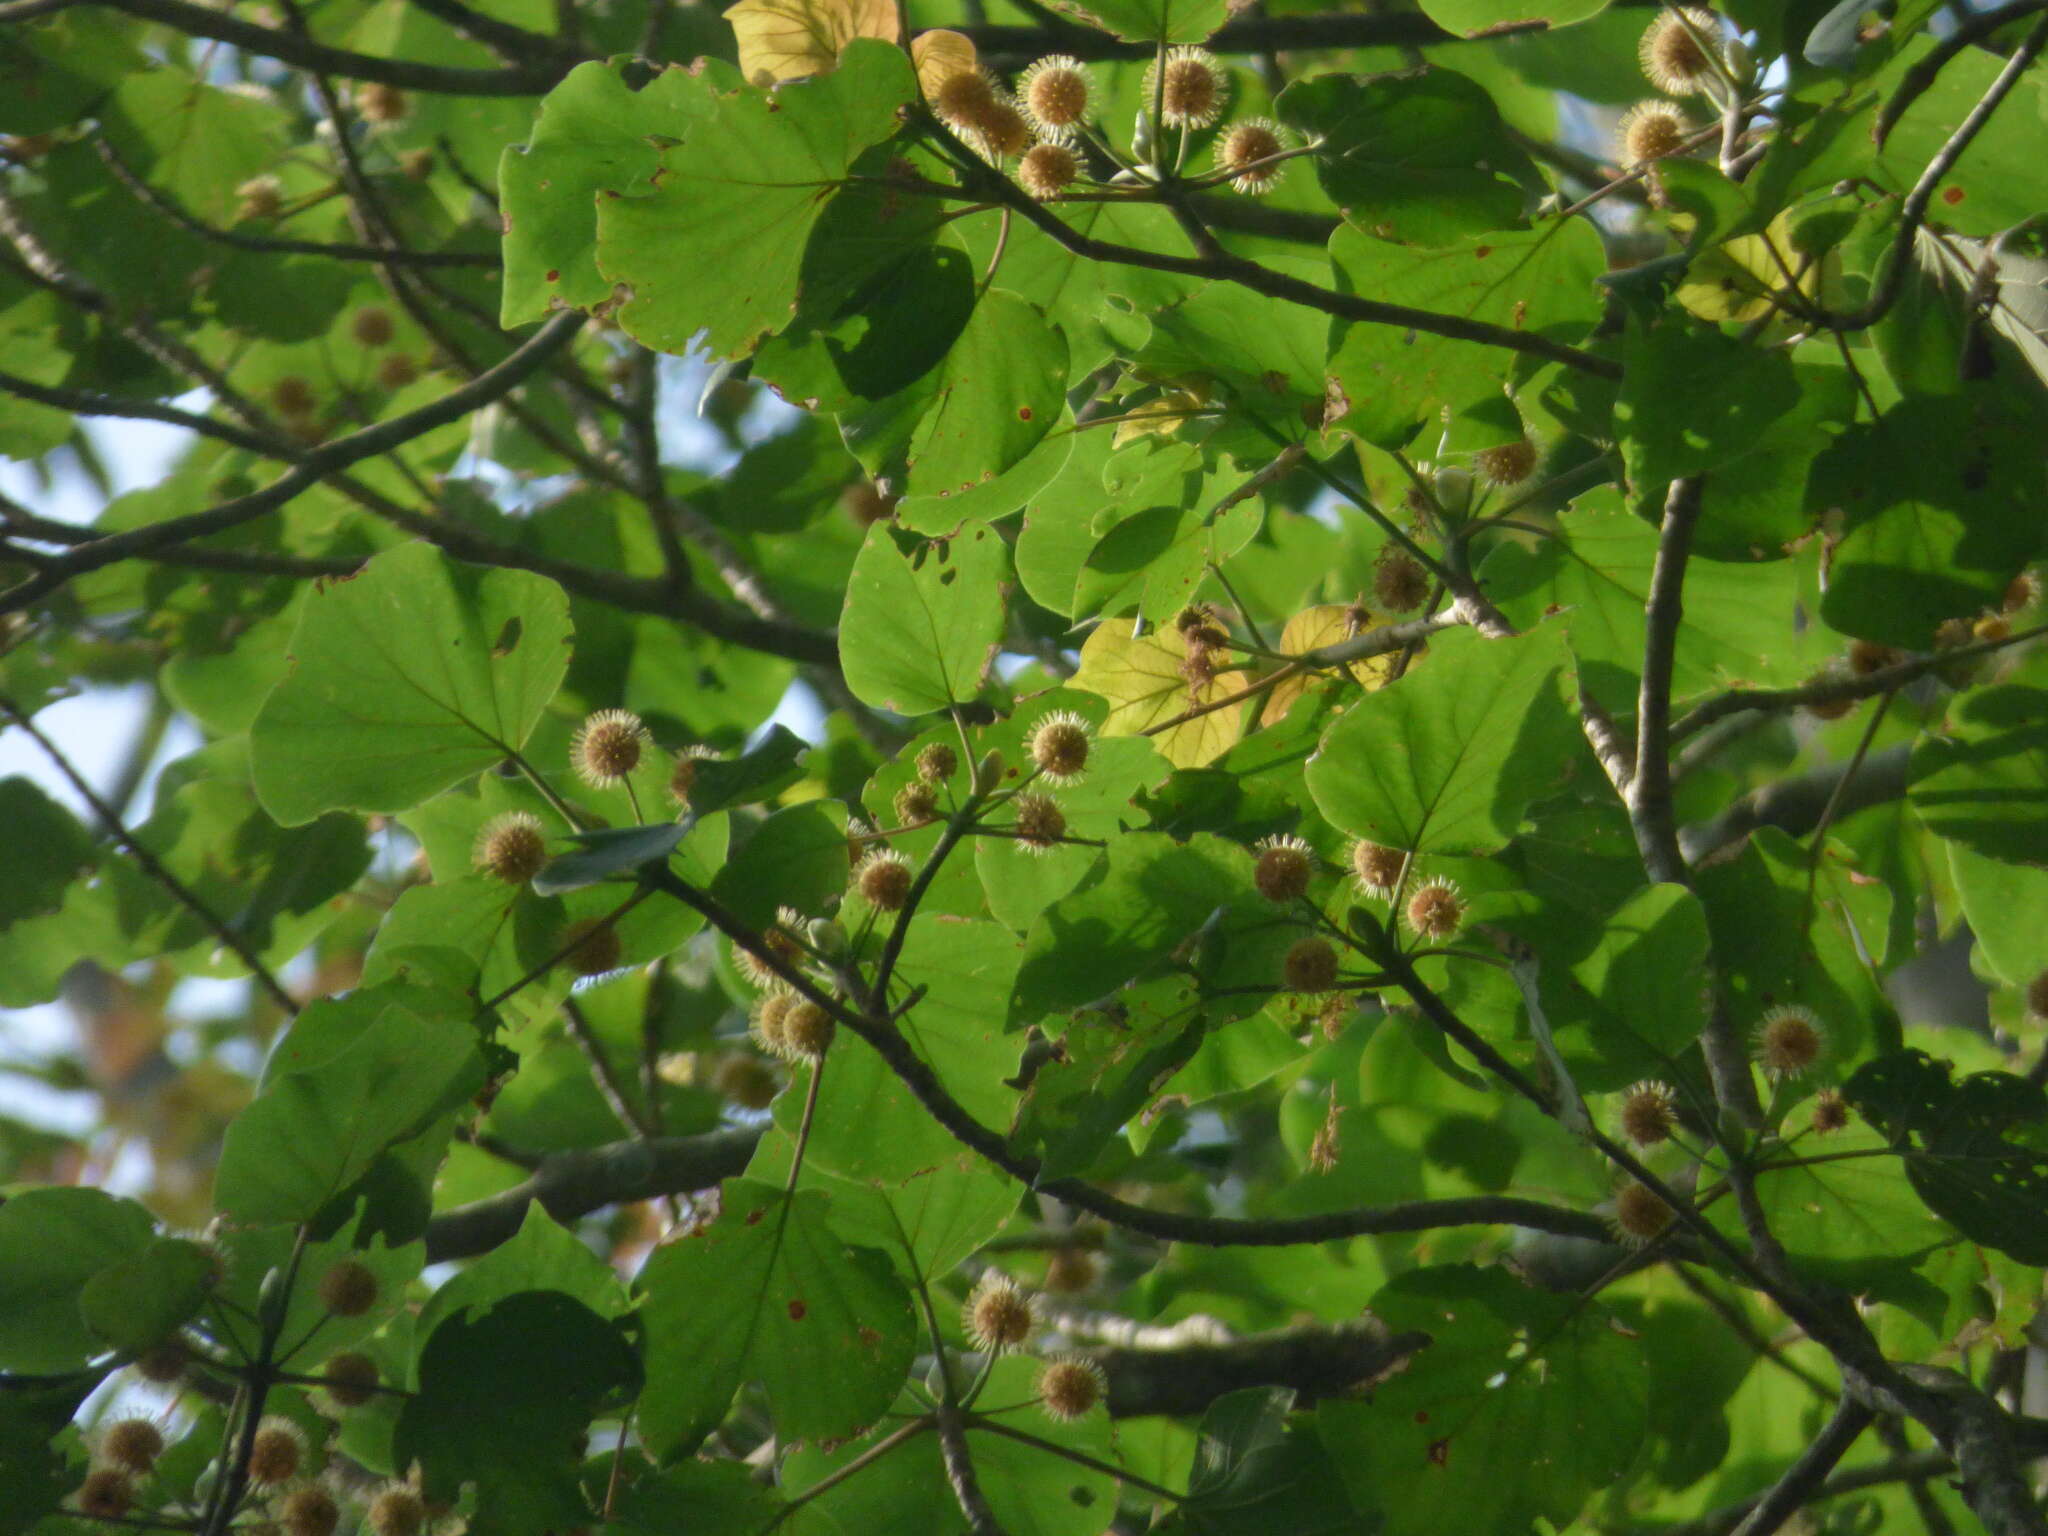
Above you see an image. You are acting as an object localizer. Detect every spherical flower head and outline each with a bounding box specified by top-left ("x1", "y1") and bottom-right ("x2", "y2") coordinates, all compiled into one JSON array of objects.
[
  {"x1": 272, "y1": 375, "x2": 318, "y2": 419},
  {"x1": 964, "y1": 1274, "x2": 1035, "y2": 1351},
  {"x1": 1405, "y1": 878, "x2": 1466, "y2": 941},
  {"x1": 354, "y1": 81, "x2": 409, "y2": 123},
  {"x1": 1018, "y1": 140, "x2": 1080, "y2": 200},
  {"x1": 375, "y1": 352, "x2": 419, "y2": 391},
  {"x1": 368, "y1": 1482, "x2": 427, "y2": 1536},
  {"x1": 1147, "y1": 47, "x2": 1227, "y2": 129},
  {"x1": 736, "y1": 914, "x2": 805, "y2": 990},
  {"x1": 572, "y1": 707, "x2": 650, "y2": 787},
  {"x1": 932, "y1": 68, "x2": 1000, "y2": 130},
  {"x1": 781, "y1": 1000, "x2": 835, "y2": 1060},
  {"x1": 1847, "y1": 639, "x2": 1904, "y2": 677},
  {"x1": 1619, "y1": 100, "x2": 1692, "y2": 166},
  {"x1": 473, "y1": 811, "x2": 547, "y2": 885},
  {"x1": 1349, "y1": 839, "x2": 1406, "y2": 897},
  {"x1": 1253, "y1": 834, "x2": 1315, "y2": 904},
  {"x1": 280, "y1": 1481, "x2": 342, "y2": 1536},
  {"x1": 855, "y1": 848, "x2": 915, "y2": 911},
  {"x1": 1018, "y1": 55, "x2": 1092, "y2": 139},
  {"x1": 237, "y1": 174, "x2": 285, "y2": 220},
  {"x1": 1475, "y1": 437, "x2": 1539, "y2": 487},
  {"x1": 247, "y1": 1415, "x2": 309, "y2": 1487},
  {"x1": 894, "y1": 781, "x2": 938, "y2": 827},
  {"x1": 712, "y1": 1051, "x2": 780, "y2": 1110},
  {"x1": 319, "y1": 1352, "x2": 380, "y2": 1410},
  {"x1": 1753, "y1": 1004, "x2": 1826, "y2": 1080},
  {"x1": 1042, "y1": 1246, "x2": 1097, "y2": 1293},
  {"x1": 560, "y1": 917, "x2": 624, "y2": 978},
  {"x1": 1639, "y1": 8, "x2": 1722, "y2": 95},
  {"x1": 917, "y1": 742, "x2": 959, "y2": 785},
  {"x1": 1611, "y1": 1180, "x2": 1673, "y2": 1247},
  {"x1": 968, "y1": 95, "x2": 1032, "y2": 161},
  {"x1": 750, "y1": 991, "x2": 794, "y2": 1055},
  {"x1": 1373, "y1": 549, "x2": 1430, "y2": 612},
  {"x1": 2027, "y1": 969, "x2": 2048, "y2": 1020},
  {"x1": 97, "y1": 1417, "x2": 166, "y2": 1475},
  {"x1": 1013, "y1": 792, "x2": 1067, "y2": 853},
  {"x1": 1028, "y1": 711, "x2": 1092, "y2": 785},
  {"x1": 75, "y1": 1468, "x2": 134, "y2": 1520},
  {"x1": 1974, "y1": 614, "x2": 2011, "y2": 643},
  {"x1": 1036, "y1": 1355, "x2": 1107, "y2": 1421},
  {"x1": 350, "y1": 306, "x2": 395, "y2": 349},
  {"x1": 1216, "y1": 117, "x2": 1287, "y2": 195},
  {"x1": 2003, "y1": 569, "x2": 2042, "y2": 613},
  {"x1": 316, "y1": 1259, "x2": 379, "y2": 1319},
  {"x1": 1282, "y1": 936, "x2": 1339, "y2": 994},
  {"x1": 668, "y1": 744, "x2": 718, "y2": 807},
  {"x1": 1618, "y1": 1080, "x2": 1678, "y2": 1147},
  {"x1": 1810, "y1": 1088, "x2": 1851, "y2": 1135},
  {"x1": 133, "y1": 1342, "x2": 188, "y2": 1385}
]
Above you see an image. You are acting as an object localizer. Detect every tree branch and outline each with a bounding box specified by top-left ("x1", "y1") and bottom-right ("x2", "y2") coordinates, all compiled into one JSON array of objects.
[
  {"x1": 1679, "y1": 746, "x2": 1911, "y2": 866},
  {"x1": 1085, "y1": 1317, "x2": 1427, "y2": 1419},
  {"x1": 1728, "y1": 1396, "x2": 1877, "y2": 1536}
]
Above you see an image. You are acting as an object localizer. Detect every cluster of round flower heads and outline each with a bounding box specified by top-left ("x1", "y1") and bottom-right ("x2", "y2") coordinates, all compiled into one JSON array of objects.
[{"x1": 1617, "y1": 8, "x2": 1730, "y2": 171}]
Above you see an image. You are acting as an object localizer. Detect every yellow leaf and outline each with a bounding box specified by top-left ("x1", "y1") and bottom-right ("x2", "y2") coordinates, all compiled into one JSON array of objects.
[
  {"x1": 724, "y1": 0, "x2": 901, "y2": 86},
  {"x1": 1071, "y1": 623, "x2": 1241, "y2": 769},
  {"x1": 1258, "y1": 604, "x2": 1398, "y2": 726},
  {"x1": 912, "y1": 29, "x2": 978, "y2": 98},
  {"x1": 1110, "y1": 390, "x2": 1211, "y2": 448},
  {"x1": 1676, "y1": 212, "x2": 1836, "y2": 327}
]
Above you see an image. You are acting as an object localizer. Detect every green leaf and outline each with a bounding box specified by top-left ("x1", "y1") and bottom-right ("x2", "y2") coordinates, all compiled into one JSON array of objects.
[
  {"x1": 597, "y1": 42, "x2": 916, "y2": 358},
  {"x1": 1911, "y1": 671, "x2": 2048, "y2": 865},
  {"x1": 250, "y1": 543, "x2": 572, "y2": 825},
  {"x1": 0, "y1": 777, "x2": 91, "y2": 927},
  {"x1": 1305, "y1": 623, "x2": 1575, "y2": 855},
  {"x1": 417, "y1": 1204, "x2": 630, "y2": 1341},
  {"x1": 1319, "y1": 1265, "x2": 1645, "y2": 1536},
  {"x1": 0, "y1": 1188, "x2": 154, "y2": 1373},
  {"x1": 688, "y1": 723, "x2": 812, "y2": 815},
  {"x1": 77, "y1": 1238, "x2": 217, "y2": 1356},
  {"x1": 1552, "y1": 883, "x2": 1712, "y2": 1090},
  {"x1": 396, "y1": 1291, "x2": 639, "y2": 1536},
  {"x1": 1418, "y1": 0, "x2": 1610, "y2": 35},
  {"x1": 1277, "y1": 70, "x2": 1530, "y2": 246},
  {"x1": 840, "y1": 521, "x2": 1009, "y2": 715},
  {"x1": 215, "y1": 1001, "x2": 483, "y2": 1224},
  {"x1": 1614, "y1": 318, "x2": 1801, "y2": 485},
  {"x1": 533, "y1": 823, "x2": 687, "y2": 895},
  {"x1": 1047, "y1": 0, "x2": 1228, "y2": 43},
  {"x1": 711, "y1": 800, "x2": 852, "y2": 927},
  {"x1": 1948, "y1": 841, "x2": 2048, "y2": 986},
  {"x1": 1326, "y1": 220, "x2": 1605, "y2": 447},
  {"x1": 636, "y1": 1180, "x2": 917, "y2": 1456},
  {"x1": 499, "y1": 60, "x2": 713, "y2": 327},
  {"x1": 899, "y1": 290, "x2": 1068, "y2": 500}
]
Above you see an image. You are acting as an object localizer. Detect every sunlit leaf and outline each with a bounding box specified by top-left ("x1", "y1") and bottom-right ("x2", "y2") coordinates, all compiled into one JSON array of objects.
[{"x1": 726, "y1": 0, "x2": 900, "y2": 86}]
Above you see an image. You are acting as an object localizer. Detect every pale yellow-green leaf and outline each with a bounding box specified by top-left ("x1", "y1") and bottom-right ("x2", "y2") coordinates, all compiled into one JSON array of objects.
[
  {"x1": 1258, "y1": 604, "x2": 1397, "y2": 726},
  {"x1": 912, "y1": 29, "x2": 977, "y2": 99},
  {"x1": 1070, "y1": 623, "x2": 1241, "y2": 768},
  {"x1": 725, "y1": 0, "x2": 900, "y2": 86},
  {"x1": 1676, "y1": 214, "x2": 1838, "y2": 327}
]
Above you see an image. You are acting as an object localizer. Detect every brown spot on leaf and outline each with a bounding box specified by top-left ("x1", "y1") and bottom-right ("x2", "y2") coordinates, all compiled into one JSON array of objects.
[
  {"x1": 1474, "y1": 245, "x2": 1492, "y2": 258},
  {"x1": 1428, "y1": 1438, "x2": 1450, "y2": 1467},
  {"x1": 546, "y1": 269, "x2": 560, "y2": 282},
  {"x1": 788, "y1": 1299, "x2": 807, "y2": 1320},
  {"x1": 1942, "y1": 185, "x2": 1965, "y2": 205},
  {"x1": 1018, "y1": 406, "x2": 1033, "y2": 421},
  {"x1": 744, "y1": 1208, "x2": 765, "y2": 1225}
]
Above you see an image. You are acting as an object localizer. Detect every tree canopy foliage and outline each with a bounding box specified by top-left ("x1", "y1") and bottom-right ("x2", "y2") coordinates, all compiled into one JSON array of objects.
[{"x1": 5, "y1": 0, "x2": 2048, "y2": 1532}]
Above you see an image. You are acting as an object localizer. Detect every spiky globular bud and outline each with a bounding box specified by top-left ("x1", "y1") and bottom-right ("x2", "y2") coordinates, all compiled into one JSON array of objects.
[
  {"x1": 237, "y1": 174, "x2": 286, "y2": 220},
  {"x1": 1017, "y1": 141, "x2": 1080, "y2": 200},
  {"x1": 74, "y1": 1469, "x2": 135, "y2": 1520},
  {"x1": 750, "y1": 992, "x2": 794, "y2": 1056},
  {"x1": 316, "y1": 1259, "x2": 379, "y2": 1319},
  {"x1": 353, "y1": 82, "x2": 409, "y2": 123},
  {"x1": 1975, "y1": 614, "x2": 2012, "y2": 643},
  {"x1": 1028, "y1": 711, "x2": 1092, "y2": 785},
  {"x1": 1811, "y1": 1089, "x2": 1851, "y2": 1135},
  {"x1": 1146, "y1": 47, "x2": 1226, "y2": 129},
  {"x1": 668, "y1": 745, "x2": 717, "y2": 806},
  {"x1": 735, "y1": 912, "x2": 806, "y2": 990},
  {"x1": 1350, "y1": 839, "x2": 1406, "y2": 897},
  {"x1": 1611, "y1": 1181, "x2": 1673, "y2": 1247},
  {"x1": 1619, "y1": 100, "x2": 1692, "y2": 166},
  {"x1": 2003, "y1": 570, "x2": 2041, "y2": 613},
  {"x1": 1217, "y1": 117, "x2": 1287, "y2": 194},
  {"x1": 781, "y1": 1000, "x2": 835, "y2": 1060},
  {"x1": 854, "y1": 849, "x2": 915, "y2": 911},
  {"x1": 1475, "y1": 437, "x2": 1539, "y2": 487},
  {"x1": 968, "y1": 97, "x2": 1031, "y2": 161},
  {"x1": 279, "y1": 1482, "x2": 342, "y2": 1536},
  {"x1": 1753, "y1": 1004, "x2": 1826, "y2": 1080},
  {"x1": 1373, "y1": 549, "x2": 1430, "y2": 612},
  {"x1": 350, "y1": 306, "x2": 395, "y2": 348},
  {"x1": 97, "y1": 1418, "x2": 166, "y2": 1475},
  {"x1": 1018, "y1": 56, "x2": 1092, "y2": 140},
  {"x1": 917, "y1": 742, "x2": 959, "y2": 785},
  {"x1": 1253, "y1": 834, "x2": 1315, "y2": 904},
  {"x1": 375, "y1": 353, "x2": 419, "y2": 391},
  {"x1": 1013, "y1": 793, "x2": 1067, "y2": 853},
  {"x1": 318, "y1": 1352, "x2": 380, "y2": 1410},
  {"x1": 1404, "y1": 878, "x2": 1466, "y2": 940},
  {"x1": 712, "y1": 1052, "x2": 780, "y2": 1110},
  {"x1": 964, "y1": 1274, "x2": 1035, "y2": 1351},
  {"x1": 1618, "y1": 1080, "x2": 1678, "y2": 1147},
  {"x1": 473, "y1": 811, "x2": 547, "y2": 885},
  {"x1": 571, "y1": 708, "x2": 650, "y2": 787},
  {"x1": 271, "y1": 375, "x2": 318, "y2": 419},
  {"x1": 931, "y1": 69, "x2": 1000, "y2": 131},
  {"x1": 1847, "y1": 640, "x2": 1905, "y2": 677},
  {"x1": 133, "y1": 1342, "x2": 188, "y2": 1384},
  {"x1": 1282, "y1": 936, "x2": 1339, "y2": 994},
  {"x1": 1037, "y1": 1355, "x2": 1107, "y2": 1420},
  {"x1": 893, "y1": 781, "x2": 938, "y2": 826},
  {"x1": 247, "y1": 1416, "x2": 309, "y2": 1487},
  {"x1": 1638, "y1": 8, "x2": 1721, "y2": 95},
  {"x1": 559, "y1": 918, "x2": 624, "y2": 978},
  {"x1": 367, "y1": 1483, "x2": 427, "y2": 1536}
]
